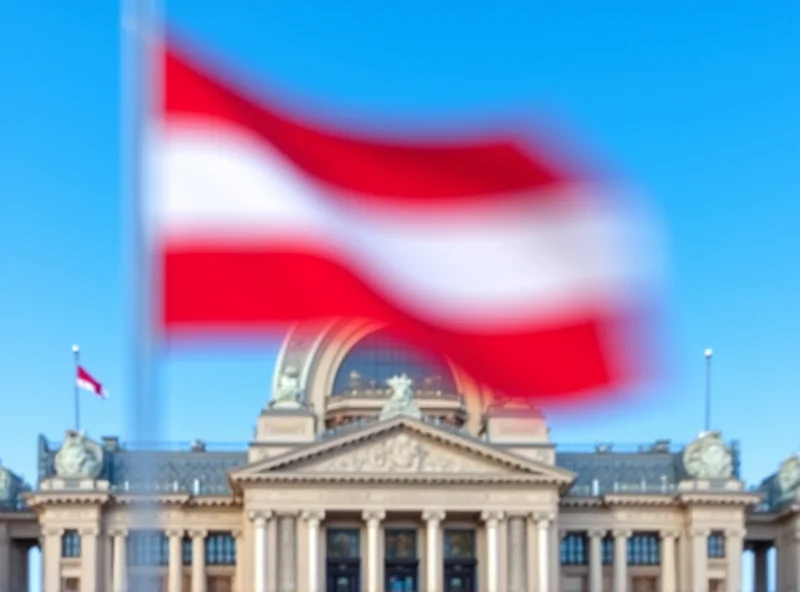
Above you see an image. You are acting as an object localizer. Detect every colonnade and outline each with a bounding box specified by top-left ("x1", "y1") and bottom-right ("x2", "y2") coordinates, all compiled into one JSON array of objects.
[{"x1": 249, "y1": 509, "x2": 554, "y2": 592}]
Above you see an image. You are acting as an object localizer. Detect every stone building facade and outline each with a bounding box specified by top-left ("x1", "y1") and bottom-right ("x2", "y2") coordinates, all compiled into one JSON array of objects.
[{"x1": 0, "y1": 319, "x2": 799, "y2": 592}]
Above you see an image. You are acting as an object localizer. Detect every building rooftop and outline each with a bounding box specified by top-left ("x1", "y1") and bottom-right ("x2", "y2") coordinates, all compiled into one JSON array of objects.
[{"x1": 30, "y1": 418, "x2": 756, "y2": 505}]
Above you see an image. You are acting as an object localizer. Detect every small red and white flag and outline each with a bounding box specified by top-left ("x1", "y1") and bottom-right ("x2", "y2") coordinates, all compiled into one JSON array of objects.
[
  {"x1": 149, "y1": 38, "x2": 660, "y2": 403},
  {"x1": 76, "y1": 366, "x2": 108, "y2": 399}
]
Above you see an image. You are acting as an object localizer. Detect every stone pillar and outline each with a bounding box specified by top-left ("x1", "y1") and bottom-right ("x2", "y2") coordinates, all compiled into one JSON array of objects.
[
  {"x1": 793, "y1": 532, "x2": 800, "y2": 592},
  {"x1": 303, "y1": 511, "x2": 324, "y2": 592},
  {"x1": 753, "y1": 543, "x2": 768, "y2": 592},
  {"x1": 232, "y1": 530, "x2": 244, "y2": 592},
  {"x1": 534, "y1": 513, "x2": 551, "y2": 592},
  {"x1": 481, "y1": 511, "x2": 502, "y2": 592},
  {"x1": 167, "y1": 529, "x2": 184, "y2": 592},
  {"x1": 43, "y1": 527, "x2": 64, "y2": 592},
  {"x1": 250, "y1": 513, "x2": 268, "y2": 592},
  {"x1": 363, "y1": 510, "x2": 385, "y2": 592},
  {"x1": 0, "y1": 523, "x2": 10, "y2": 592},
  {"x1": 79, "y1": 527, "x2": 99, "y2": 592},
  {"x1": 659, "y1": 530, "x2": 678, "y2": 592},
  {"x1": 190, "y1": 528, "x2": 208, "y2": 592},
  {"x1": 612, "y1": 529, "x2": 630, "y2": 592},
  {"x1": 690, "y1": 527, "x2": 709, "y2": 592},
  {"x1": 111, "y1": 528, "x2": 128, "y2": 592},
  {"x1": 725, "y1": 528, "x2": 743, "y2": 592},
  {"x1": 588, "y1": 529, "x2": 605, "y2": 592},
  {"x1": 507, "y1": 514, "x2": 526, "y2": 592},
  {"x1": 278, "y1": 513, "x2": 298, "y2": 592},
  {"x1": 104, "y1": 530, "x2": 114, "y2": 592},
  {"x1": 423, "y1": 510, "x2": 445, "y2": 592}
]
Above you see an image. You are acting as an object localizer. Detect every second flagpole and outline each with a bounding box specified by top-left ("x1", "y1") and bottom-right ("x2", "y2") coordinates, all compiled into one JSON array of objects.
[{"x1": 72, "y1": 344, "x2": 81, "y2": 431}]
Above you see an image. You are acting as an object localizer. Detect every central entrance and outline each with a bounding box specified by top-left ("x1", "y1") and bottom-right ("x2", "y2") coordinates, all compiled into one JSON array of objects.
[
  {"x1": 443, "y1": 529, "x2": 477, "y2": 592},
  {"x1": 384, "y1": 528, "x2": 419, "y2": 591},
  {"x1": 326, "y1": 529, "x2": 361, "y2": 592}
]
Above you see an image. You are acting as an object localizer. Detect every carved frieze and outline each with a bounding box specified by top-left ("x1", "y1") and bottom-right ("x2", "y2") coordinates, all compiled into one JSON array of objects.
[{"x1": 296, "y1": 433, "x2": 503, "y2": 474}]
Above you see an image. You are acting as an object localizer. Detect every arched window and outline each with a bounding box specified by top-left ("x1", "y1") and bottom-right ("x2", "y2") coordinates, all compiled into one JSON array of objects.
[{"x1": 331, "y1": 329, "x2": 456, "y2": 395}]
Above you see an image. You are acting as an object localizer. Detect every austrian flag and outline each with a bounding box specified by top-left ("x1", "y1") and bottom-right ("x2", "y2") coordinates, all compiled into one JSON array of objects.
[
  {"x1": 151, "y1": 39, "x2": 659, "y2": 403},
  {"x1": 76, "y1": 366, "x2": 108, "y2": 399}
]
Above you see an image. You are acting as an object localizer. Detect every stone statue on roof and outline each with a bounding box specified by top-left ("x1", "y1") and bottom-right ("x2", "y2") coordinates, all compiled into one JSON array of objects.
[
  {"x1": 270, "y1": 366, "x2": 304, "y2": 410},
  {"x1": 54, "y1": 430, "x2": 104, "y2": 479},
  {"x1": 682, "y1": 430, "x2": 733, "y2": 479},
  {"x1": 380, "y1": 374, "x2": 421, "y2": 420}
]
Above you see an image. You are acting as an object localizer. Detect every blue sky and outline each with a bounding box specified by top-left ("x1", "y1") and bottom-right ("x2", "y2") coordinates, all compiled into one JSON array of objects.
[{"x1": 0, "y1": 0, "x2": 798, "y2": 571}]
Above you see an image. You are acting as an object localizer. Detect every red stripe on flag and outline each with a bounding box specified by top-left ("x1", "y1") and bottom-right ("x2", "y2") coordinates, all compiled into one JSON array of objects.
[
  {"x1": 163, "y1": 41, "x2": 579, "y2": 203},
  {"x1": 161, "y1": 245, "x2": 640, "y2": 402}
]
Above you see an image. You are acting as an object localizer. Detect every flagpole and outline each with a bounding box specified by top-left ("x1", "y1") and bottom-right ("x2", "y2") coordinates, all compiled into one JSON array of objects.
[
  {"x1": 123, "y1": 0, "x2": 162, "y2": 476},
  {"x1": 704, "y1": 348, "x2": 713, "y2": 432},
  {"x1": 72, "y1": 344, "x2": 80, "y2": 431}
]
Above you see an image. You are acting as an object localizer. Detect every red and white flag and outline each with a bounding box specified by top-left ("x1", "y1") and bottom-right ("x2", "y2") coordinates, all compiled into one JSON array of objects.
[
  {"x1": 76, "y1": 366, "x2": 108, "y2": 399},
  {"x1": 150, "y1": 40, "x2": 659, "y2": 403}
]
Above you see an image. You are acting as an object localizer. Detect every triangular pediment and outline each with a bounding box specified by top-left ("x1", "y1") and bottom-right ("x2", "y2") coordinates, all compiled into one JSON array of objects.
[{"x1": 231, "y1": 416, "x2": 574, "y2": 485}]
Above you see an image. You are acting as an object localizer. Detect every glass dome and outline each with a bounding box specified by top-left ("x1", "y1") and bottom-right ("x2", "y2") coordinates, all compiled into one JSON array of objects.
[{"x1": 331, "y1": 329, "x2": 456, "y2": 396}]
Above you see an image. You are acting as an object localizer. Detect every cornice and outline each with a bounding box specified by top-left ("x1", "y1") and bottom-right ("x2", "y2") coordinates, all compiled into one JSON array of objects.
[
  {"x1": 679, "y1": 492, "x2": 762, "y2": 507},
  {"x1": 187, "y1": 496, "x2": 242, "y2": 508},
  {"x1": 559, "y1": 497, "x2": 606, "y2": 509},
  {"x1": 236, "y1": 472, "x2": 566, "y2": 485},
  {"x1": 603, "y1": 494, "x2": 678, "y2": 507},
  {"x1": 25, "y1": 492, "x2": 110, "y2": 508},
  {"x1": 112, "y1": 494, "x2": 191, "y2": 507}
]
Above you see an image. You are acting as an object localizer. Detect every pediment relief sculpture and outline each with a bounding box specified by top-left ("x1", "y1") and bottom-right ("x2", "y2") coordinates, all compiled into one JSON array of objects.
[
  {"x1": 682, "y1": 431, "x2": 733, "y2": 480},
  {"x1": 295, "y1": 433, "x2": 504, "y2": 475}
]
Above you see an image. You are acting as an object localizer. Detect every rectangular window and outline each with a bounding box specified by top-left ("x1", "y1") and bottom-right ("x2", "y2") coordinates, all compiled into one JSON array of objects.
[
  {"x1": 127, "y1": 531, "x2": 169, "y2": 566},
  {"x1": 560, "y1": 533, "x2": 588, "y2": 565},
  {"x1": 61, "y1": 530, "x2": 81, "y2": 558},
  {"x1": 326, "y1": 528, "x2": 360, "y2": 559},
  {"x1": 627, "y1": 533, "x2": 660, "y2": 566},
  {"x1": 601, "y1": 535, "x2": 614, "y2": 566},
  {"x1": 182, "y1": 536, "x2": 193, "y2": 566},
  {"x1": 707, "y1": 532, "x2": 726, "y2": 558},
  {"x1": 443, "y1": 529, "x2": 475, "y2": 560},
  {"x1": 205, "y1": 532, "x2": 236, "y2": 565},
  {"x1": 385, "y1": 529, "x2": 417, "y2": 559}
]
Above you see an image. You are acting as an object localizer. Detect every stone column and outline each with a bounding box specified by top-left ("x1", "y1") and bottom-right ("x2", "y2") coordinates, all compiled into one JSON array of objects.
[
  {"x1": 588, "y1": 529, "x2": 605, "y2": 592},
  {"x1": 43, "y1": 527, "x2": 63, "y2": 592},
  {"x1": 753, "y1": 543, "x2": 768, "y2": 592},
  {"x1": 0, "y1": 523, "x2": 10, "y2": 592},
  {"x1": 659, "y1": 530, "x2": 678, "y2": 592},
  {"x1": 111, "y1": 528, "x2": 128, "y2": 592},
  {"x1": 534, "y1": 513, "x2": 551, "y2": 592},
  {"x1": 79, "y1": 527, "x2": 99, "y2": 592},
  {"x1": 481, "y1": 511, "x2": 502, "y2": 592},
  {"x1": 690, "y1": 527, "x2": 709, "y2": 592},
  {"x1": 423, "y1": 510, "x2": 445, "y2": 592},
  {"x1": 167, "y1": 529, "x2": 184, "y2": 592},
  {"x1": 278, "y1": 513, "x2": 298, "y2": 592},
  {"x1": 190, "y1": 528, "x2": 208, "y2": 592},
  {"x1": 302, "y1": 511, "x2": 325, "y2": 592},
  {"x1": 612, "y1": 529, "x2": 630, "y2": 592},
  {"x1": 363, "y1": 510, "x2": 385, "y2": 592},
  {"x1": 104, "y1": 530, "x2": 114, "y2": 592},
  {"x1": 232, "y1": 530, "x2": 245, "y2": 592},
  {"x1": 775, "y1": 532, "x2": 787, "y2": 592},
  {"x1": 250, "y1": 512, "x2": 268, "y2": 592},
  {"x1": 507, "y1": 514, "x2": 526, "y2": 592},
  {"x1": 725, "y1": 528, "x2": 744, "y2": 592}
]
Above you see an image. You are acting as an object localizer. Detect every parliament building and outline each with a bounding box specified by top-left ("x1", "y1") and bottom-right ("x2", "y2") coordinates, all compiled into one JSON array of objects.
[{"x1": 1, "y1": 319, "x2": 799, "y2": 592}]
